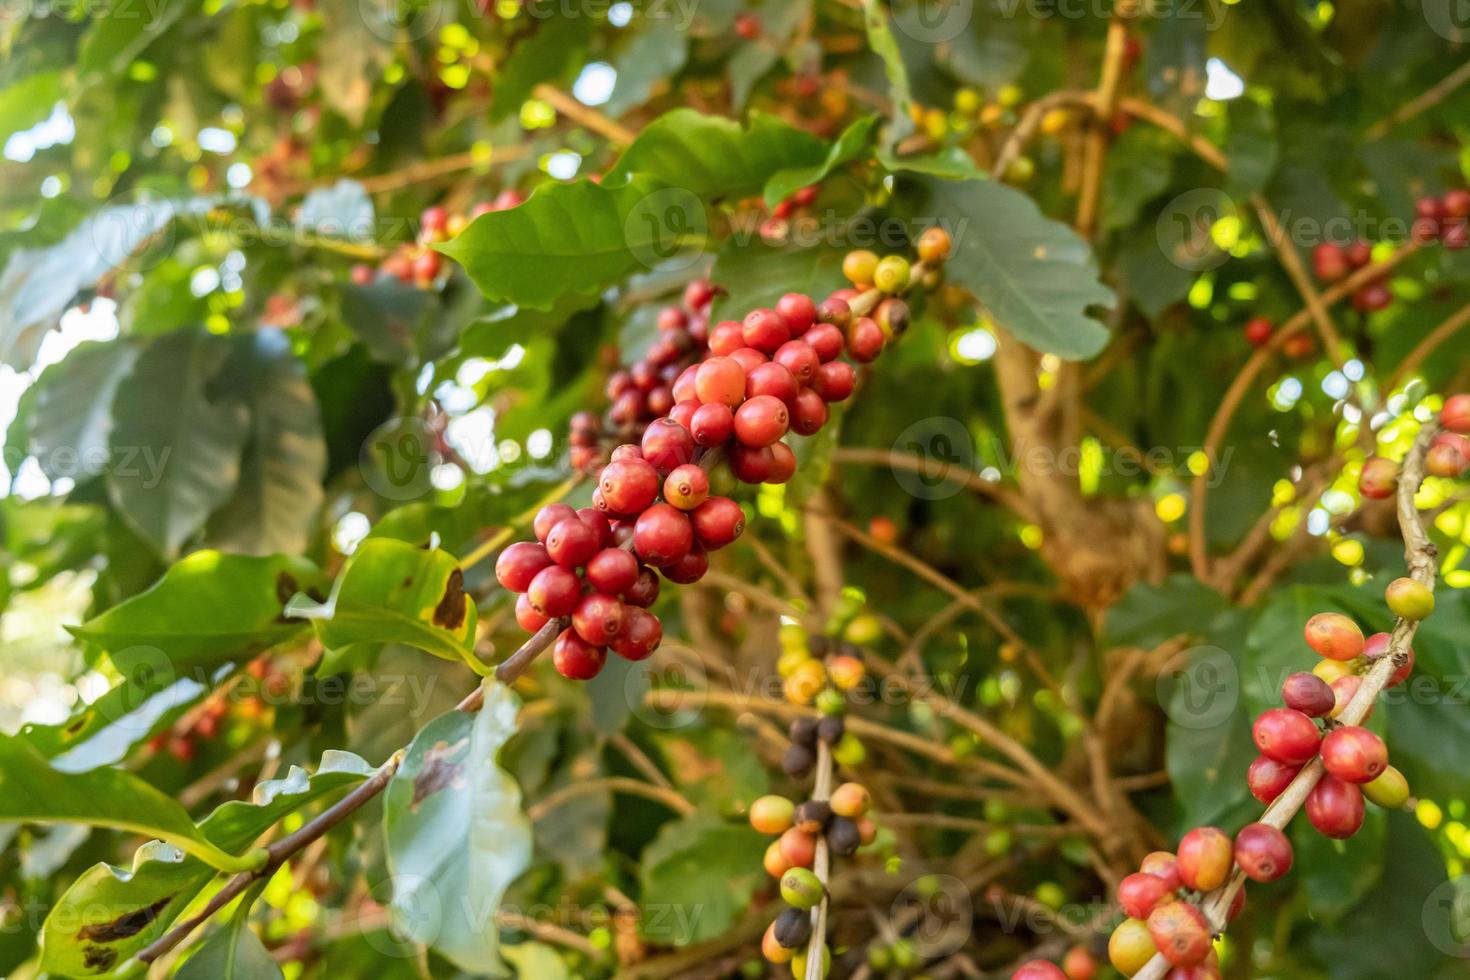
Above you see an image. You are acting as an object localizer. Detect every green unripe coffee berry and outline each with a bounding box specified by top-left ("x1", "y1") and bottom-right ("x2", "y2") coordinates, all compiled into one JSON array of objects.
[
  {"x1": 954, "y1": 87, "x2": 982, "y2": 114},
  {"x1": 891, "y1": 938, "x2": 919, "y2": 968},
  {"x1": 779, "y1": 622, "x2": 808, "y2": 651},
  {"x1": 873, "y1": 256, "x2": 911, "y2": 294},
  {"x1": 791, "y1": 944, "x2": 831, "y2": 979},
  {"x1": 832, "y1": 731, "x2": 867, "y2": 766},
  {"x1": 984, "y1": 829, "x2": 1013, "y2": 856},
  {"x1": 780, "y1": 867, "x2": 824, "y2": 909},
  {"x1": 815, "y1": 688, "x2": 847, "y2": 717},
  {"x1": 1385, "y1": 577, "x2": 1434, "y2": 621},
  {"x1": 843, "y1": 612, "x2": 883, "y2": 645},
  {"x1": 1363, "y1": 765, "x2": 1411, "y2": 808}
]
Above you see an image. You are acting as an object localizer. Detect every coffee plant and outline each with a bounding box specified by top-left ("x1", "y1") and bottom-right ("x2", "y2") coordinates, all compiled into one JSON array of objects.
[{"x1": 3, "y1": 1, "x2": 1470, "y2": 978}]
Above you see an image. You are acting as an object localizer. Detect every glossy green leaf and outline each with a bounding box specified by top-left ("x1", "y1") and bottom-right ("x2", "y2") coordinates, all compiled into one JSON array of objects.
[
  {"x1": 893, "y1": 176, "x2": 1114, "y2": 360},
  {"x1": 384, "y1": 682, "x2": 531, "y2": 975},
  {"x1": 637, "y1": 811, "x2": 766, "y2": 946},
  {"x1": 69, "y1": 551, "x2": 325, "y2": 674},
  {"x1": 288, "y1": 538, "x2": 477, "y2": 666},
  {"x1": 764, "y1": 115, "x2": 878, "y2": 207},
  {"x1": 24, "y1": 339, "x2": 140, "y2": 481}
]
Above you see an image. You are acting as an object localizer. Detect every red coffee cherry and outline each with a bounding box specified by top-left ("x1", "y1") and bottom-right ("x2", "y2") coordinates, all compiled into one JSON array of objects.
[
  {"x1": 515, "y1": 593, "x2": 549, "y2": 632},
  {"x1": 767, "y1": 442, "x2": 797, "y2": 483},
  {"x1": 1012, "y1": 963, "x2": 1066, "y2": 980},
  {"x1": 1312, "y1": 242, "x2": 1349, "y2": 281},
  {"x1": 1303, "y1": 611, "x2": 1364, "y2": 661},
  {"x1": 496, "y1": 542, "x2": 552, "y2": 593},
  {"x1": 527, "y1": 565, "x2": 582, "y2": 617},
  {"x1": 1358, "y1": 456, "x2": 1398, "y2": 499},
  {"x1": 734, "y1": 395, "x2": 790, "y2": 447},
  {"x1": 1146, "y1": 901, "x2": 1211, "y2": 967},
  {"x1": 812, "y1": 361, "x2": 856, "y2": 402},
  {"x1": 730, "y1": 444, "x2": 775, "y2": 483},
  {"x1": 709, "y1": 321, "x2": 745, "y2": 356},
  {"x1": 1352, "y1": 283, "x2": 1391, "y2": 312},
  {"x1": 572, "y1": 592, "x2": 626, "y2": 645},
  {"x1": 668, "y1": 399, "x2": 698, "y2": 430},
  {"x1": 661, "y1": 542, "x2": 709, "y2": 584},
  {"x1": 1426, "y1": 441, "x2": 1468, "y2": 477},
  {"x1": 817, "y1": 296, "x2": 852, "y2": 328},
  {"x1": 1176, "y1": 827, "x2": 1233, "y2": 892},
  {"x1": 1281, "y1": 672, "x2": 1336, "y2": 717},
  {"x1": 1446, "y1": 189, "x2": 1470, "y2": 217},
  {"x1": 1306, "y1": 775, "x2": 1365, "y2": 839},
  {"x1": 746, "y1": 362, "x2": 800, "y2": 404},
  {"x1": 585, "y1": 547, "x2": 639, "y2": 595},
  {"x1": 1140, "y1": 851, "x2": 1183, "y2": 890},
  {"x1": 611, "y1": 444, "x2": 644, "y2": 461},
  {"x1": 1320, "y1": 726, "x2": 1388, "y2": 783},
  {"x1": 847, "y1": 317, "x2": 885, "y2": 363},
  {"x1": 1243, "y1": 316, "x2": 1273, "y2": 347},
  {"x1": 730, "y1": 346, "x2": 767, "y2": 374},
  {"x1": 634, "y1": 503, "x2": 693, "y2": 566},
  {"x1": 641, "y1": 417, "x2": 696, "y2": 473},
  {"x1": 1247, "y1": 755, "x2": 1302, "y2": 804},
  {"x1": 742, "y1": 307, "x2": 791, "y2": 353},
  {"x1": 611, "y1": 607, "x2": 662, "y2": 660},
  {"x1": 599, "y1": 457, "x2": 660, "y2": 514},
  {"x1": 805, "y1": 323, "x2": 845, "y2": 362},
  {"x1": 656, "y1": 306, "x2": 688, "y2": 332},
  {"x1": 696, "y1": 357, "x2": 747, "y2": 407},
  {"x1": 1118, "y1": 872, "x2": 1174, "y2": 918},
  {"x1": 776, "y1": 293, "x2": 817, "y2": 335},
  {"x1": 1234, "y1": 823, "x2": 1293, "y2": 882},
  {"x1": 691, "y1": 496, "x2": 746, "y2": 549},
  {"x1": 690, "y1": 402, "x2": 734, "y2": 446},
  {"x1": 790, "y1": 388, "x2": 829, "y2": 435},
  {"x1": 624, "y1": 565, "x2": 661, "y2": 607},
  {"x1": 1252, "y1": 708, "x2": 1321, "y2": 765},
  {"x1": 553, "y1": 628, "x2": 606, "y2": 680},
  {"x1": 664, "y1": 464, "x2": 710, "y2": 510},
  {"x1": 546, "y1": 518, "x2": 600, "y2": 568},
  {"x1": 534, "y1": 503, "x2": 578, "y2": 542},
  {"x1": 774, "y1": 340, "x2": 819, "y2": 383},
  {"x1": 576, "y1": 508, "x2": 612, "y2": 547},
  {"x1": 1329, "y1": 675, "x2": 1365, "y2": 718},
  {"x1": 1344, "y1": 240, "x2": 1372, "y2": 268},
  {"x1": 1445, "y1": 393, "x2": 1470, "y2": 433}
]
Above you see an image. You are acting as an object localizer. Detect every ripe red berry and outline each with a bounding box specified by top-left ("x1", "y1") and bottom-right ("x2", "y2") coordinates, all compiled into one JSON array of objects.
[
  {"x1": 534, "y1": 503, "x2": 578, "y2": 542},
  {"x1": 664, "y1": 463, "x2": 710, "y2": 510},
  {"x1": 1012, "y1": 963, "x2": 1066, "y2": 980},
  {"x1": 1146, "y1": 902, "x2": 1211, "y2": 967},
  {"x1": 576, "y1": 508, "x2": 612, "y2": 547},
  {"x1": 657, "y1": 306, "x2": 688, "y2": 332},
  {"x1": 599, "y1": 457, "x2": 660, "y2": 514},
  {"x1": 1176, "y1": 827, "x2": 1233, "y2": 892},
  {"x1": 742, "y1": 307, "x2": 790, "y2": 353},
  {"x1": 545, "y1": 518, "x2": 600, "y2": 568},
  {"x1": 1345, "y1": 240, "x2": 1372, "y2": 268},
  {"x1": 553, "y1": 628, "x2": 606, "y2": 680},
  {"x1": 790, "y1": 388, "x2": 829, "y2": 435},
  {"x1": 690, "y1": 402, "x2": 734, "y2": 446},
  {"x1": 767, "y1": 442, "x2": 796, "y2": 483},
  {"x1": 729, "y1": 346, "x2": 767, "y2": 374},
  {"x1": 776, "y1": 293, "x2": 817, "y2": 335},
  {"x1": 812, "y1": 361, "x2": 856, "y2": 402},
  {"x1": 585, "y1": 547, "x2": 639, "y2": 595},
  {"x1": 496, "y1": 542, "x2": 552, "y2": 592},
  {"x1": 611, "y1": 607, "x2": 662, "y2": 660},
  {"x1": 634, "y1": 503, "x2": 693, "y2": 566},
  {"x1": 1412, "y1": 216, "x2": 1442, "y2": 244},
  {"x1": 1252, "y1": 708, "x2": 1321, "y2": 765},
  {"x1": 1330, "y1": 674, "x2": 1366, "y2": 718},
  {"x1": 647, "y1": 386, "x2": 674, "y2": 417},
  {"x1": 1234, "y1": 823, "x2": 1293, "y2": 882},
  {"x1": 691, "y1": 496, "x2": 745, "y2": 549},
  {"x1": 695, "y1": 357, "x2": 747, "y2": 407},
  {"x1": 641, "y1": 417, "x2": 696, "y2": 473},
  {"x1": 420, "y1": 204, "x2": 449, "y2": 236},
  {"x1": 730, "y1": 444, "x2": 774, "y2": 483},
  {"x1": 661, "y1": 542, "x2": 709, "y2": 584},
  {"x1": 1312, "y1": 242, "x2": 1349, "y2": 281},
  {"x1": 847, "y1": 317, "x2": 885, "y2": 363},
  {"x1": 1243, "y1": 316, "x2": 1273, "y2": 346},
  {"x1": 624, "y1": 565, "x2": 661, "y2": 607},
  {"x1": 608, "y1": 389, "x2": 644, "y2": 425},
  {"x1": 746, "y1": 361, "x2": 800, "y2": 404},
  {"x1": 709, "y1": 321, "x2": 745, "y2": 356},
  {"x1": 1140, "y1": 851, "x2": 1182, "y2": 890},
  {"x1": 1445, "y1": 189, "x2": 1470, "y2": 217},
  {"x1": 1281, "y1": 672, "x2": 1336, "y2": 717},
  {"x1": 527, "y1": 565, "x2": 582, "y2": 617},
  {"x1": 1306, "y1": 774, "x2": 1365, "y2": 838},
  {"x1": 667, "y1": 399, "x2": 698, "y2": 431},
  {"x1": 1358, "y1": 456, "x2": 1398, "y2": 499},
  {"x1": 515, "y1": 593, "x2": 550, "y2": 632},
  {"x1": 1428, "y1": 440, "x2": 1469, "y2": 478},
  {"x1": 805, "y1": 323, "x2": 845, "y2": 362},
  {"x1": 774, "y1": 340, "x2": 819, "y2": 383},
  {"x1": 1417, "y1": 196, "x2": 1445, "y2": 220},
  {"x1": 1352, "y1": 283, "x2": 1391, "y2": 312},
  {"x1": 572, "y1": 592, "x2": 626, "y2": 645},
  {"x1": 1118, "y1": 872, "x2": 1174, "y2": 918},
  {"x1": 734, "y1": 395, "x2": 790, "y2": 447},
  {"x1": 1247, "y1": 755, "x2": 1302, "y2": 804},
  {"x1": 734, "y1": 12, "x2": 760, "y2": 37},
  {"x1": 1303, "y1": 611, "x2": 1364, "y2": 661},
  {"x1": 1446, "y1": 220, "x2": 1470, "y2": 250},
  {"x1": 1320, "y1": 726, "x2": 1388, "y2": 783}
]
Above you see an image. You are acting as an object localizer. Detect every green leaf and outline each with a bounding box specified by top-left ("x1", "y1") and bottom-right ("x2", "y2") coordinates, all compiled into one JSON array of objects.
[
  {"x1": 0, "y1": 735, "x2": 248, "y2": 872},
  {"x1": 0, "y1": 71, "x2": 61, "y2": 141},
  {"x1": 710, "y1": 236, "x2": 849, "y2": 323},
  {"x1": 491, "y1": 6, "x2": 593, "y2": 122},
  {"x1": 77, "y1": 0, "x2": 192, "y2": 79},
  {"x1": 338, "y1": 279, "x2": 439, "y2": 364},
  {"x1": 893, "y1": 176, "x2": 1114, "y2": 360},
  {"x1": 40, "y1": 752, "x2": 373, "y2": 978},
  {"x1": 638, "y1": 811, "x2": 766, "y2": 945},
  {"x1": 206, "y1": 333, "x2": 327, "y2": 556},
  {"x1": 288, "y1": 538, "x2": 477, "y2": 667},
  {"x1": 501, "y1": 942, "x2": 569, "y2": 980},
  {"x1": 384, "y1": 682, "x2": 532, "y2": 975},
  {"x1": 765, "y1": 115, "x2": 878, "y2": 207},
  {"x1": 603, "y1": 15, "x2": 689, "y2": 118},
  {"x1": 106, "y1": 330, "x2": 251, "y2": 558},
  {"x1": 1101, "y1": 127, "x2": 1177, "y2": 232},
  {"x1": 861, "y1": 0, "x2": 916, "y2": 150},
  {"x1": 175, "y1": 889, "x2": 282, "y2": 980},
  {"x1": 1102, "y1": 575, "x2": 1229, "y2": 650},
  {"x1": 440, "y1": 176, "x2": 699, "y2": 311},
  {"x1": 69, "y1": 551, "x2": 325, "y2": 675},
  {"x1": 878, "y1": 145, "x2": 987, "y2": 180},
  {"x1": 607, "y1": 109, "x2": 827, "y2": 200}
]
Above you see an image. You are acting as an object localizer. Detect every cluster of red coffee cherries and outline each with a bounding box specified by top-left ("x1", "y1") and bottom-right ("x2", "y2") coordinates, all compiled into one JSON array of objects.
[
  {"x1": 1311, "y1": 240, "x2": 1391, "y2": 312},
  {"x1": 353, "y1": 195, "x2": 525, "y2": 288},
  {"x1": 496, "y1": 230, "x2": 953, "y2": 681},
  {"x1": 1013, "y1": 577, "x2": 1427, "y2": 979},
  {"x1": 1359, "y1": 394, "x2": 1470, "y2": 498},
  {"x1": 1240, "y1": 315, "x2": 1315, "y2": 356},
  {"x1": 1411, "y1": 188, "x2": 1470, "y2": 249}
]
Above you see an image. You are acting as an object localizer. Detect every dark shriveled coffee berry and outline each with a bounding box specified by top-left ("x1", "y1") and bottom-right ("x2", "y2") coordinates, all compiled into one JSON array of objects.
[
  {"x1": 782, "y1": 743, "x2": 815, "y2": 778},
  {"x1": 772, "y1": 907, "x2": 813, "y2": 949},
  {"x1": 817, "y1": 715, "x2": 845, "y2": 745},
  {"x1": 793, "y1": 800, "x2": 832, "y2": 834},
  {"x1": 789, "y1": 717, "x2": 819, "y2": 746},
  {"x1": 827, "y1": 816, "x2": 861, "y2": 857}
]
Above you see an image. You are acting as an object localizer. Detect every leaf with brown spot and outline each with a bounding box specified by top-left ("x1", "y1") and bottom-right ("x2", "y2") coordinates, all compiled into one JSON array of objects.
[
  {"x1": 411, "y1": 738, "x2": 469, "y2": 810},
  {"x1": 77, "y1": 896, "x2": 172, "y2": 942},
  {"x1": 432, "y1": 569, "x2": 467, "y2": 631}
]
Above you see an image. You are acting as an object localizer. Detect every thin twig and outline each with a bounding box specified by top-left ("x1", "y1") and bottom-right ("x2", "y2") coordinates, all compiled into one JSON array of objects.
[
  {"x1": 1365, "y1": 60, "x2": 1470, "y2": 140},
  {"x1": 804, "y1": 741, "x2": 835, "y2": 980}
]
